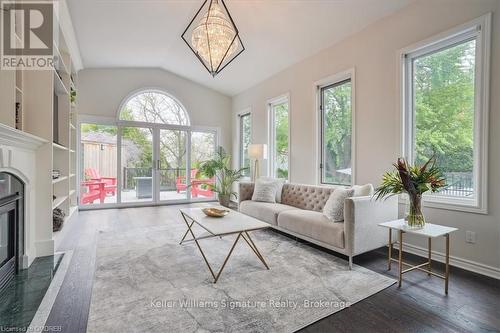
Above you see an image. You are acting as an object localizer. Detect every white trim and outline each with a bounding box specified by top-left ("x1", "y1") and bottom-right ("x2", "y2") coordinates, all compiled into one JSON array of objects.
[
  {"x1": 400, "y1": 242, "x2": 500, "y2": 280},
  {"x1": 399, "y1": 13, "x2": 490, "y2": 214},
  {"x1": 116, "y1": 87, "x2": 191, "y2": 126},
  {"x1": 267, "y1": 93, "x2": 291, "y2": 180},
  {"x1": 237, "y1": 109, "x2": 252, "y2": 177},
  {"x1": 313, "y1": 68, "x2": 356, "y2": 186}
]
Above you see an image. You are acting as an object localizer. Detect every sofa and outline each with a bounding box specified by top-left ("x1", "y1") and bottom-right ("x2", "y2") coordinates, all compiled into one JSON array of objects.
[{"x1": 238, "y1": 182, "x2": 398, "y2": 269}]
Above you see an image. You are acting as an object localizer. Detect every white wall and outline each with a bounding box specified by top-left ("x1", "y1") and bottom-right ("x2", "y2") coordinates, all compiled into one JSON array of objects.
[
  {"x1": 77, "y1": 68, "x2": 232, "y2": 150},
  {"x1": 232, "y1": 0, "x2": 500, "y2": 276}
]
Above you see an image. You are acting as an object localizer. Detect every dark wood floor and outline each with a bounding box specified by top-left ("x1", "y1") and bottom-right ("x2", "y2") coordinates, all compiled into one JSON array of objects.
[{"x1": 45, "y1": 205, "x2": 500, "y2": 333}]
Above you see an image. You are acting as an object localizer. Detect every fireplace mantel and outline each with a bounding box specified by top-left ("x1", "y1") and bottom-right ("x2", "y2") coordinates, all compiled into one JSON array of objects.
[{"x1": 0, "y1": 124, "x2": 47, "y2": 151}]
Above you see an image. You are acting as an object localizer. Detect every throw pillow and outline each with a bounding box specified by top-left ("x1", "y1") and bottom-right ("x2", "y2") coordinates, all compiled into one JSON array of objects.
[
  {"x1": 252, "y1": 178, "x2": 279, "y2": 203},
  {"x1": 352, "y1": 184, "x2": 374, "y2": 197},
  {"x1": 259, "y1": 177, "x2": 286, "y2": 203},
  {"x1": 323, "y1": 188, "x2": 355, "y2": 222}
]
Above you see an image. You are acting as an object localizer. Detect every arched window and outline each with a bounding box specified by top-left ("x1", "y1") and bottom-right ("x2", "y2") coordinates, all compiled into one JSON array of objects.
[{"x1": 119, "y1": 90, "x2": 190, "y2": 126}]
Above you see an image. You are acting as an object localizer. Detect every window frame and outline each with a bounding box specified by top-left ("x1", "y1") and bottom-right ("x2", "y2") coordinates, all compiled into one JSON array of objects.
[
  {"x1": 316, "y1": 69, "x2": 356, "y2": 186},
  {"x1": 400, "y1": 13, "x2": 491, "y2": 214},
  {"x1": 268, "y1": 93, "x2": 291, "y2": 180},
  {"x1": 238, "y1": 110, "x2": 252, "y2": 178}
]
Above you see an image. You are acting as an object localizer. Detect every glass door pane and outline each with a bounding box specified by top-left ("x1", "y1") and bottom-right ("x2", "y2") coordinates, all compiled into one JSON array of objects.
[
  {"x1": 80, "y1": 123, "x2": 118, "y2": 206},
  {"x1": 158, "y1": 129, "x2": 188, "y2": 202},
  {"x1": 120, "y1": 126, "x2": 154, "y2": 203},
  {"x1": 190, "y1": 130, "x2": 217, "y2": 201}
]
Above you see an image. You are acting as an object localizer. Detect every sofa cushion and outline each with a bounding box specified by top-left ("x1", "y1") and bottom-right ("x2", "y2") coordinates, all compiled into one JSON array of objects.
[
  {"x1": 352, "y1": 184, "x2": 374, "y2": 197},
  {"x1": 323, "y1": 188, "x2": 354, "y2": 222},
  {"x1": 239, "y1": 201, "x2": 300, "y2": 225},
  {"x1": 252, "y1": 178, "x2": 279, "y2": 203},
  {"x1": 259, "y1": 177, "x2": 286, "y2": 203},
  {"x1": 277, "y1": 210, "x2": 345, "y2": 249}
]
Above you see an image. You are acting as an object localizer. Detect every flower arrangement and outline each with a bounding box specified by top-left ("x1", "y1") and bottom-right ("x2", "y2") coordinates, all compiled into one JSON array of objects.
[{"x1": 374, "y1": 156, "x2": 446, "y2": 228}]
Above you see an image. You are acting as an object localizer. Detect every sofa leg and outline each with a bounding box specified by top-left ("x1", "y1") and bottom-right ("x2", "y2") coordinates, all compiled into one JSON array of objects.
[{"x1": 348, "y1": 256, "x2": 353, "y2": 270}]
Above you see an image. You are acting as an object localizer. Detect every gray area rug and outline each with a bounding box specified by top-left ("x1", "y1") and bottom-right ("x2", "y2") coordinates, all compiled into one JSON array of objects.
[{"x1": 87, "y1": 221, "x2": 395, "y2": 333}]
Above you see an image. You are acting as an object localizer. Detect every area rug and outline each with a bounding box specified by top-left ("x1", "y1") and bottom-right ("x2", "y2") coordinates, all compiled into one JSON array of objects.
[{"x1": 87, "y1": 222, "x2": 395, "y2": 333}]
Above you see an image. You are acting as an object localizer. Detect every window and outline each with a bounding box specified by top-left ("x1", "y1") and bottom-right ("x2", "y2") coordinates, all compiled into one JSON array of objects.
[
  {"x1": 319, "y1": 77, "x2": 353, "y2": 186},
  {"x1": 119, "y1": 91, "x2": 190, "y2": 125},
  {"x1": 402, "y1": 15, "x2": 490, "y2": 212},
  {"x1": 268, "y1": 96, "x2": 290, "y2": 179},
  {"x1": 239, "y1": 112, "x2": 251, "y2": 177}
]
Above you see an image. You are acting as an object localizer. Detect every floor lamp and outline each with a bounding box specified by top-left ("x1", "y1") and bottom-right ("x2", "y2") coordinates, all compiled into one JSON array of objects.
[{"x1": 248, "y1": 144, "x2": 267, "y2": 182}]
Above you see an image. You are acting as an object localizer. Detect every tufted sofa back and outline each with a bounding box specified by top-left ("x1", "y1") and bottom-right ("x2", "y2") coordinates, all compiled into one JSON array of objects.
[
  {"x1": 281, "y1": 183, "x2": 336, "y2": 212},
  {"x1": 238, "y1": 182, "x2": 341, "y2": 212}
]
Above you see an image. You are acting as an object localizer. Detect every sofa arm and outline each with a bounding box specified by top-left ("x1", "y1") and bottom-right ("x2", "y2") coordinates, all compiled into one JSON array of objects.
[
  {"x1": 238, "y1": 182, "x2": 254, "y2": 204},
  {"x1": 344, "y1": 195, "x2": 398, "y2": 256}
]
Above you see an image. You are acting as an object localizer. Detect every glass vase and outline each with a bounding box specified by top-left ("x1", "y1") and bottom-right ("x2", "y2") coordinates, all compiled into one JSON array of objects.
[{"x1": 406, "y1": 193, "x2": 425, "y2": 229}]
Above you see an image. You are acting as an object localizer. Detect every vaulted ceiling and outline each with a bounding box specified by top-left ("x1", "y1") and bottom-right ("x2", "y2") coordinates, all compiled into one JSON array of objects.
[{"x1": 67, "y1": 0, "x2": 413, "y2": 96}]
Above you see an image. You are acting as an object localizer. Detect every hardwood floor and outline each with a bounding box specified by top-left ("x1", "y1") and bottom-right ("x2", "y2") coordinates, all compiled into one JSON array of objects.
[{"x1": 45, "y1": 205, "x2": 500, "y2": 333}]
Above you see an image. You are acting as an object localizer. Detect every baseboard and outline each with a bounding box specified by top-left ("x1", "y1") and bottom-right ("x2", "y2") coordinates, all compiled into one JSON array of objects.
[
  {"x1": 35, "y1": 239, "x2": 55, "y2": 257},
  {"x1": 401, "y1": 242, "x2": 500, "y2": 280}
]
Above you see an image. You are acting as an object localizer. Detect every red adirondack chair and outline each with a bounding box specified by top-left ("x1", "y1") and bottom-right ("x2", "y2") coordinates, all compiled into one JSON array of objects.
[
  {"x1": 80, "y1": 181, "x2": 106, "y2": 204},
  {"x1": 85, "y1": 168, "x2": 117, "y2": 196},
  {"x1": 191, "y1": 178, "x2": 215, "y2": 198},
  {"x1": 175, "y1": 169, "x2": 198, "y2": 193}
]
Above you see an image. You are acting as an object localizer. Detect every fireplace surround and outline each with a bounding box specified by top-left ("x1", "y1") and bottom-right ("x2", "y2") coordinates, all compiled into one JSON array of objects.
[{"x1": 0, "y1": 172, "x2": 23, "y2": 291}]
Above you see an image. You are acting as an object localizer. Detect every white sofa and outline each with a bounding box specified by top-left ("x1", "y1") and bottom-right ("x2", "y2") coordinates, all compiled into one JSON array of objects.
[{"x1": 238, "y1": 182, "x2": 398, "y2": 269}]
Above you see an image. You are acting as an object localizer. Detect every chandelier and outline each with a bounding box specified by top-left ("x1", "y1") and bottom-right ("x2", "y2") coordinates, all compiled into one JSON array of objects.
[{"x1": 182, "y1": 0, "x2": 244, "y2": 77}]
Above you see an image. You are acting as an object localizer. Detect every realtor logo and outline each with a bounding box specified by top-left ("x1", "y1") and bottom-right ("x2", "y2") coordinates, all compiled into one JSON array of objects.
[{"x1": 1, "y1": 0, "x2": 54, "y2": 70}]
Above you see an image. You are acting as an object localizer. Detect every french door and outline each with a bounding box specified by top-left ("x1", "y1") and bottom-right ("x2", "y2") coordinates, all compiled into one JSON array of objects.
[{"x1": 117, "y1": 124, "x2": 217, "y2": 205}]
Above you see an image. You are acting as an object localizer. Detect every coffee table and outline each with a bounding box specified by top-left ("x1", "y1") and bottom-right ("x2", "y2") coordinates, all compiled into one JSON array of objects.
[{"x1": 179, "y1": 207, "x2": 270, "y2": 283}]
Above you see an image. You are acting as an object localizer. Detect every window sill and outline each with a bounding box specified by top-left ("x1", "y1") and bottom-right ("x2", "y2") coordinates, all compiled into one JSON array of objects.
[{"x1": 398, "y1": 194, "x2": 487, "y2": 215}]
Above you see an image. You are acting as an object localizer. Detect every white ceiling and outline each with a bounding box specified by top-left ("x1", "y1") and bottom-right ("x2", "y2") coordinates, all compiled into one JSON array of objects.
[{"x1": 67, "y1": 0, "x2": 413, "y2": 96}]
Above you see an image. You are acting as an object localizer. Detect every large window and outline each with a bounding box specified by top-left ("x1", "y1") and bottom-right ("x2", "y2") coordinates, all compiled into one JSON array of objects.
[
  {"x1": 269, "y1": 96, "x2": 289, "y2": 179},
  {"x1": 402, "y1": 15, "x2": 490, "y2": 212},
  {"x1": 320, "y1": 77, "x2": 353, "y2": 185},
  {"x1": 239, "y1": 112, "x2": 251, "y2": 177}
]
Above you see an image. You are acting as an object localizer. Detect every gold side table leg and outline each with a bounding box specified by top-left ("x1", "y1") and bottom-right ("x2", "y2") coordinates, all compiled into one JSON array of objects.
[
  {"x1": 388, "y1": 229, "x2": 392, "y2": 271},
  {"x1": 428, "y1": 237, "x2": 432, "y2": 276},
  {"x1": 398, "y1": 230, "x2": 403, "y2": 288},
  {"x1": 445, "y1": 234, "x2": 450, "y2": 295}
]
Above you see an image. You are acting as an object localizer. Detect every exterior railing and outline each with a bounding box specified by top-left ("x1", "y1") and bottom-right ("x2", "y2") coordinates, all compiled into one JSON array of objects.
[
  {"x1": 437, "y1": 172, "x2": 474, "y2": 197},
  {"x1": 122, "y1": 167, "x2": 186, "y2": 191}
]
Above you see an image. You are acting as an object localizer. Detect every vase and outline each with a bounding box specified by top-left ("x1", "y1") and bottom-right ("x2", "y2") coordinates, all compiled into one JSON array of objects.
[
  {"x1": 218, "y1": 194, "x2": 230, "y2": 207},
  {"x1": 406, "y1": 193, "x2": 425, "y2": 229}
]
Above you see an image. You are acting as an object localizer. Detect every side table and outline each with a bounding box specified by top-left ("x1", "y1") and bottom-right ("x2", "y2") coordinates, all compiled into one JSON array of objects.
[{"x1": 378, "y1": 219, "x2": 458, "y2": 294}]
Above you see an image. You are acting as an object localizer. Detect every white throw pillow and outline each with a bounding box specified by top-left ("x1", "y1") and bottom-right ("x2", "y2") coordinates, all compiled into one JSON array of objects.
[
  {"x1": 352, "y1": 184, "x2": 374, "y2": 197},
  {"x1": 259, "y1": 177, "x2": 286, "y2": 203},
  {"x1": 252, "y1": 178, "x2": 279, "y2": 203},
  {"x1": 323, "y1": 188, "x2": 355, "y2": 222}
]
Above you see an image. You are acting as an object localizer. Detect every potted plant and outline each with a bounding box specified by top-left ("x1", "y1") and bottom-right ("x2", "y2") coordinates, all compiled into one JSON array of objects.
[
  {"x1": 199, "y1": 146, "x2": 248, "y2": 207},
  {"x1": 374, "y1": 156, "x2": 446, "y2": 228}
]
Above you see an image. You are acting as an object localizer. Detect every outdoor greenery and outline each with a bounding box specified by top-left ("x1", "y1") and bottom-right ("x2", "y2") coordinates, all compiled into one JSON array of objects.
[
  {"x1": 240, "y1": 113, "x2": 251, "y2": 177},
  {"x1": 272, "y1": 102, "x2": 289, "y2": 179},
  {"x1": 322, "y1": 80, "x2": 352, "y2": 185},
  {"x1": 414, "y1": 39, "x2": 475, "y2": 175}
]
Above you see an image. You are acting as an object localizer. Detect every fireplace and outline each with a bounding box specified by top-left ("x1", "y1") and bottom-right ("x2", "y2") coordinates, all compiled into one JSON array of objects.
[{"x1": 0, "y1": 172, "x2": 24, "y2": 291}]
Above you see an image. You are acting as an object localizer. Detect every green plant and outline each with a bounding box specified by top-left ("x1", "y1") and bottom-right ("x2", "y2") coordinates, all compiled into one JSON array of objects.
[
  {"x1": 198, "y1": 146, "x2": 248, "y2": 201},
  {"x1": 374, "y1": 156, "x2": 446, "y2": 227},
  {"x1": 374, "y1": 156, "x2": 446, "y2": 200}
]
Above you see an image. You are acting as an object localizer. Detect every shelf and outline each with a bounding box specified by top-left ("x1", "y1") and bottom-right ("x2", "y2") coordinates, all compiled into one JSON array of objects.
[
  {"x1": 54, "y1": 70, "x2": 69, "y2": 96},
  {"x1": 66, "y1": 206, "x2": 78, "y2": 223},
  {"x1": 52, "y1": 195, "x2": 68, "y2": 209},
  {"x1": 15, "y1": 86, "x2": 23, "y2": 95},
  {"x1": 69, "y1": 190, "x2": 76, "y2": 196},
  {"x1": 52, "y1": 176, "x2": 68, "y2": 184},
  {"x1": 54, "y1": 44, "x2": 70, "y2": 75},
  {"x1": 70, "y1": 124, "x2": 76, "y2": 130},
  {"x1": 69, "y1": 174, "x2": 75, "y2": 178},
  {"x1": 69, "y1": 149, "x2": 75, "y2": 153},
  {"x1": 53, "y1": 142, "x2": 68, "y2": 151}
]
